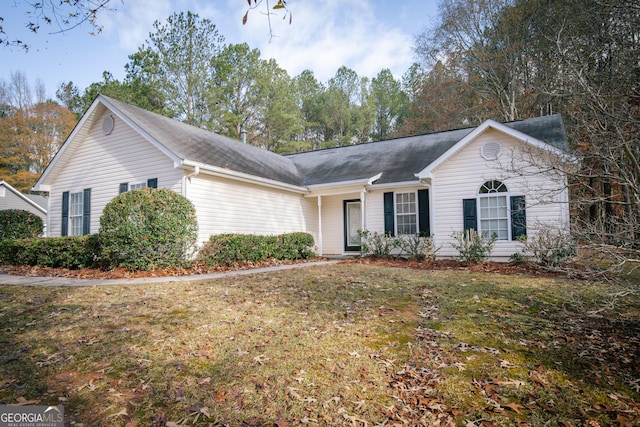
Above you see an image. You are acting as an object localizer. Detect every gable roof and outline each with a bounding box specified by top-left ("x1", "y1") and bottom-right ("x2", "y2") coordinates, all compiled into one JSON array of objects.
[
  {"x1": 0, "y1": 180, "x2": 47, "y2": 214},
  {"x1": 100, "y1": 96, "x2": 304, "y2": 186},
  {"x1": 35, "y1": 95, "x2": 569, "y2": 192},
  {"x1": 287, "y1": 114, "x2": 569, "y2": 186}
]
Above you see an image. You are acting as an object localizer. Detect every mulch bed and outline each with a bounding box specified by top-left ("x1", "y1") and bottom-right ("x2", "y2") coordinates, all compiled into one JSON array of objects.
[{"x1": 0, "y1": 257, "x2": 562, "y2": 280}]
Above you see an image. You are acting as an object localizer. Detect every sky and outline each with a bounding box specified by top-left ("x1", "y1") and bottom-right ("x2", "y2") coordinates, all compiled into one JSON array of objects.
[{"x1": 0, "y1": 0, "x2": 441, "y2": 100}]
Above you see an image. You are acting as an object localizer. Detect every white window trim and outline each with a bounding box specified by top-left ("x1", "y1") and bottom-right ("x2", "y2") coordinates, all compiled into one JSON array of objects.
[
  {"x1": 477, "y1": 181, "x2": 510, "y2": 241},
  {"x1": 394, "y1": 191, "x2": 418, "y2": 236},
  {"x1": 69, "y1": 191, "x2": 84, "y2": 237},
  {"x1": 129, "y1": 181, "x2": 148, "y2": 191}
]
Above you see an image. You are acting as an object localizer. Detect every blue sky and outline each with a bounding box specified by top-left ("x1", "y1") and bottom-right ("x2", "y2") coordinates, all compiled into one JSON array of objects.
[{"x1": 0, "y1": 0, "x2": 440, "y2": 99}]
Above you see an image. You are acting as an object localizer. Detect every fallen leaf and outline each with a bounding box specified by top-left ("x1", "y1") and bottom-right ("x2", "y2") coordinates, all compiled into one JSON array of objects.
[
  {"x1": 107, "y1": 408, "x2": 129, "y2": 418},
  {"x1": 504, "y1": 402, "x2": 524, "y2": 414},
  {"x1": 14, "y1": 397, "x2": 39, "y2": 405},
  {"x1": 252, "y1": 354, "x2": 269, "y2": 365}
]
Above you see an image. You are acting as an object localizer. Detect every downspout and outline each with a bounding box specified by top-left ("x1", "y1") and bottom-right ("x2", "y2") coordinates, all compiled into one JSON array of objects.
[
  {"x1": 317, "y1": 196, "x2": 323, "y2": 256},
  {"x1": 182, "y1": 165, "x2": 200, "y2": 198}
]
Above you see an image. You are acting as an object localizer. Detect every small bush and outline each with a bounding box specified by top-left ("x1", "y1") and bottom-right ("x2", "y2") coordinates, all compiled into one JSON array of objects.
[
  {"x1": 0, "y1": 236, "x2": 100, "y2": 269},
  {"x1": 396, "y1": 234, "x2": 440, "y2": 261},
  {"x1": 520, "y1": 226, "x2": 577, "y2": 267},
  {"x1": 451, "y1": 229, "x2": 496, "y2": 263},
  {"x1": 0, "y1": 209, "x2": 43, "y2": 240},
  {"x1": 358, "y1": 230, "x2": 398, "y2": 258},
  {"x1": 197, "y1": 232, "x2": 315, "y2": 267},
  {"x1": 99, "y1": 188, "x2": 198, "y2": 270}
]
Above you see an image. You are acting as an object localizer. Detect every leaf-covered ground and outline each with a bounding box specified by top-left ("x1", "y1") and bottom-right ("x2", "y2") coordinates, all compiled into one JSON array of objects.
[{"x1": 0, "y1": 262, "x2": 638, "y2": 426}]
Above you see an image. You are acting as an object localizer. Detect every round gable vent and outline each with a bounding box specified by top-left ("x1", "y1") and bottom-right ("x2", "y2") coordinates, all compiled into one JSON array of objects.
[
  {"x1": 481, "y1": 141, "x2": 502, "y2": 160},
  {"x1": 103, "y1": 115, "x2": 115, "y2": 135}
]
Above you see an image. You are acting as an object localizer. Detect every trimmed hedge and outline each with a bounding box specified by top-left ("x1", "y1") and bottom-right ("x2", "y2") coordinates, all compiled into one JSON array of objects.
[
  {"x1": 0, "y1": 209, "x2": 43, "y2": 240},
  {"x1": 197, "y1": 232, "x2": 316, "y2": 267},
  {"x1": 99, "y1": 188, "x2": 198, "y2": 270},
  {"x1": 0, "y1": 235, "x2": 100, "y2": 269}
]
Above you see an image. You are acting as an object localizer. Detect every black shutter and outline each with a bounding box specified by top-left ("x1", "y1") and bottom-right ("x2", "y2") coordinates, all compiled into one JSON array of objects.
[
  {"x1": 147, "y1": 178, "x2": 158, "y2": 188},
  {"x1": 417, "y1": 189, "x2": 430, "y2": 236},
  {"x1": 82, "y1": 188, "x2": 91, "y2": 235},
  {"x1": 510, "y1": 195, "x2": 526, "y2": 239},
  {"x1": 383, "y1": 192, "x2": 395, "y2": 236},
  {"x1": 119, "y1": 183, "x2": 128, "y2": 193},
  {"x1": 61, "y1": 191, "x2": 69, "y2": 236},
  {"x1": 463, "y1": 198, "x2": 477, "y2": 231}
]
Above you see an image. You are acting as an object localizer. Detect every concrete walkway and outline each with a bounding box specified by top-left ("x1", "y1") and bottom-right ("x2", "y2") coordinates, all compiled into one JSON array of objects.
[{"x1": 0, "y1": 260, "x2": 338, "y2": 287}]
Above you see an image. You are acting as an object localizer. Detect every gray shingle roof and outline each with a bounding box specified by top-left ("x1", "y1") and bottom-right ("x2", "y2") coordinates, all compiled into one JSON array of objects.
[
  {"x1": 102, "y1": 96, "x2": 568, "y2": 188},
  {"x1": 286, "y1": 115, "x2": 569, "y2": 186},
  {"x1": 102, "y1": 96, "x2": 304, "y2": 186}
]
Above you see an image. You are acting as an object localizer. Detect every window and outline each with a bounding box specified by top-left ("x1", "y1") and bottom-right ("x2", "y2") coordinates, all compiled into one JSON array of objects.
[
  {"x1": 463, "y1": 182, "x2": 526, "y2": 241},
  {"x1": 396, "y1": 192, "x2": 417, "y2": 235},
  {"x1": 62, "y1": 189, "x2": 90, "y2": 236},
  {"x1": 129, "y1": 182, "x2": 147, "y2": 190},
  {"x1": 384, "y1": 190, "x2": 430, "y2": 237},
  {"x1": 69, "y1": 192, "x2": 84, "y2": 236},
  {"x1": 478, "y1": 181, "x2": 509, "y2": 240},
  {"x1": 119, "y1": 178, "x2": 158, "y2": 194}
]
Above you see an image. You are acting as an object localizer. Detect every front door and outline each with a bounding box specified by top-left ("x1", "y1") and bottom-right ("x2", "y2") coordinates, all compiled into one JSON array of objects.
[{"x1": 344, "y1": 200, "x2": 361, "y2": 252}]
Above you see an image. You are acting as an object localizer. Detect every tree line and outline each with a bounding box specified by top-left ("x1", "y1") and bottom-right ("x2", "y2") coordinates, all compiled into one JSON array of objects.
[{"x1": 1, "y1": 0, "x2": 638, "y2": 260}]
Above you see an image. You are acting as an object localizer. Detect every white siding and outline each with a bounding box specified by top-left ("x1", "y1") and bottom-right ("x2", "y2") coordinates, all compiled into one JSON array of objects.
[
  {"x1": 431, "y1": 129, "x2": 569, "y2": 259},
  {"x1": 318, "y1": 194, "x2": 350, "y2": 255},
  {"x1": 187, "y1": 173, "x2": 317, "y2": 247},
  {"x1": 0, "y1": 185, "x2": 46, "y2": 220},
  {"x1": 48, "y1": 111, "x2": 184, "y2": 236}
]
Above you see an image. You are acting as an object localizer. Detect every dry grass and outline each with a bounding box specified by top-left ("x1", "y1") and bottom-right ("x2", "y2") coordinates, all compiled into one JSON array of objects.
[{"x1": 0, "y1": 262, "x2": 638, "y2": 426}]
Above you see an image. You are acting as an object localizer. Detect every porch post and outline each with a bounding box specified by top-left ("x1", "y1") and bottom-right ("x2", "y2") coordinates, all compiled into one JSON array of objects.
[
  {"x1": 317, "y1": 196, "x2": 323, "y2": 256},
  {"x1": 360, "y1": 189, "x2": 366, "y2": 231}
]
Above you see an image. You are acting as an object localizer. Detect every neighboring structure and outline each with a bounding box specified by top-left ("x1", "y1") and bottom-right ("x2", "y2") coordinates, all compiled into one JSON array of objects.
[
  {"x1": 33, "y1": 95, "x2": 572, "y2": 260},
  {"x1": 0, "y1": 180, "x2": 48, "y2": 234}
]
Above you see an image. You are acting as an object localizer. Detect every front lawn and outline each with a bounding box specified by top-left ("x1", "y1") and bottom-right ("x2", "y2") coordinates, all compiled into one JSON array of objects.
[{"x1": 0, "y1": 263, "x2": 638, "y2": 426}]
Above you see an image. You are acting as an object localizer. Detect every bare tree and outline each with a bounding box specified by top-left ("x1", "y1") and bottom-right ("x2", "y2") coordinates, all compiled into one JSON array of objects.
[{"x1": 0, "y1": 0, "x2": 118, "y2": 50}]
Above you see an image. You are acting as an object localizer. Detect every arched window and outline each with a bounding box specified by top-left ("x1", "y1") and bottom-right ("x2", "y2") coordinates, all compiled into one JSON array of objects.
[{"x1": 478, "y1": 180, "x2": 509, "y2": 240}]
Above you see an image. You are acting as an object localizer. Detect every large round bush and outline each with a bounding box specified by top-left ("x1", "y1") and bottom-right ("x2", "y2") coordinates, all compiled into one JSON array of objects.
[
  {"x1": 0, "y1": 209, "x2": 43, "y2": 240},
  {"x1": 99, "y1": 188, "x2": 198, "y2": 270}
]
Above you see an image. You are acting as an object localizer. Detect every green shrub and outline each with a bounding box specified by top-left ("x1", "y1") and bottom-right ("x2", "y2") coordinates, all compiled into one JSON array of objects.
[
  {"x1": 99, "y1": 188, "x2": 198, "y2": 270},
  {"x1": 450, "y1": 229, "x2": 496, "y2": 263},
  {"x1": 0, "y1": 209, "x2": 43, "y2": 240},
  {"x1": 197, "y1": 232, "x2": 315, "y2": 267},
  {"x1": 0, "y1": 236, "x2": 100, "y2": 269},
  {"x1": 274, "y1": 232, "x2": 316, "y2": 260}
]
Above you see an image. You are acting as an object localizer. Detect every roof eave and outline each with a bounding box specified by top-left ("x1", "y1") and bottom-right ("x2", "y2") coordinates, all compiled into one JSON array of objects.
[
  {"x1": 1, "y1": 180, "x2": 47, "y2": 214},
  {"x1": 182, "y1": 160, "x2": 308, "y2": 194}
]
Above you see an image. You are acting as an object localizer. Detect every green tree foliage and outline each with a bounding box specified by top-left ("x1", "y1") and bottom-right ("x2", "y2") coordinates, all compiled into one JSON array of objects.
[
  {"x1": 370, "y1": 69, "x2": 408, "y2": 141},
  {"x1": 78, "y1": 71, "x2": 167, "y2": 116},
  {"x1": 127, "y1": 11, "x2": 225, "y2": 126},
  {"x1": 99, "y1": 188, "x2": 199, "y2": 270}
]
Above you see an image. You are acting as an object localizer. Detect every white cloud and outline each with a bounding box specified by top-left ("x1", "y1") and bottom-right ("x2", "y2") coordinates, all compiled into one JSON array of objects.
[
  {"x1": 101, "y1": 0, "x2": 174, "y2": 51},
  {"x1": 225, "y1": 0, "x2": 416, "y2": 83}
]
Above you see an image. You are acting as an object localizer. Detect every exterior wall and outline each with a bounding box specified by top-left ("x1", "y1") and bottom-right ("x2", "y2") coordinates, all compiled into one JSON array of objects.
[
  {"x1": 187, "y1": 173, "x2": 317, "y2": 248},
  {"x1": 316, "y1": 187, "x2": 421, "y2": 256},
  {"x1": 0, "y1": 185, "x2": 46, "y2": 221},
  {"x1": 431, "y1": 129, "x2": 569, "y2": 260},
  {"x1": 316, "y1": 194, "x2": 357, "y2": 255},
  {"x1": 47, "y1": 110, "x2": 184, "y2": 237}
]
